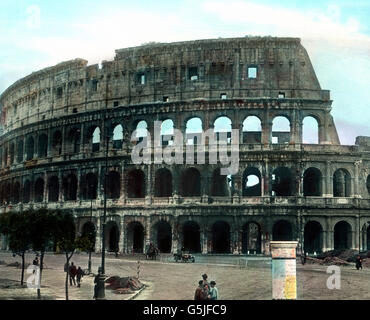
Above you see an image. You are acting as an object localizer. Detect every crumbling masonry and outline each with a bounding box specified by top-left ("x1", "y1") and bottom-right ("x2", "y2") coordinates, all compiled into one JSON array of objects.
[{"x1": 0, "y1": 37, "x2": 369, "y2": 255}]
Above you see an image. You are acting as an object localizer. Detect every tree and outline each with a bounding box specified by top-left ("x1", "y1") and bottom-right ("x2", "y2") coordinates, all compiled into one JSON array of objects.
[
  {"x1": 28, "y1": 208, "x2": 57, "y2": 299},
  {"x1": 81, "y1": 222, "x2": 96, "y2": 273},
  {"x1": 54, "y1": 211, "x2": 91, "y2": 300},
  {"x1": 0, "y1": 211, "x2": 31, "y2": 285}
]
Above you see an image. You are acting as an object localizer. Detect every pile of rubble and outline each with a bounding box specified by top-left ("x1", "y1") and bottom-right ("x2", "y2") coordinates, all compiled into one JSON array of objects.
[
  {"x1": 105, "y1": 276, "x2": 144, "y2": 295},
  {"x1": 304, "y1": 250, "x2": 370, "y2": 267}
]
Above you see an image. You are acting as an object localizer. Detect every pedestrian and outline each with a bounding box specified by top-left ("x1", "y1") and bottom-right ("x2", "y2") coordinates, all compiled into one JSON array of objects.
[
  {"x1": 32, "y1": 256, "x2": 39, "y2": 274},
  {"x1": 69, "y1": 262, "x2": 77, "y2": 286},
  {"x1": 355, "y1": 255, "x2": 363, "y2": 270},
  {"x1": 201, "y1": 273, "x2": 209, "y2": 286},
  {"x1": 194, "y1": 280, "x2": 206, "y2": 300},
  {"x1": 203, "y1": 283, "x2": 210, "y2": 300},
  {"x1": 209, "y1": 281, "x2": 219, "y2": 300},
  {"x1": 76, "y1": 266, "x2": 85, "y2": 288},
  {"x1": 301, "y1": 251, "x2": 307, "y2": 265},
  {"x1": 93, "y1": 267, "x2": 103, "y2": 299}
]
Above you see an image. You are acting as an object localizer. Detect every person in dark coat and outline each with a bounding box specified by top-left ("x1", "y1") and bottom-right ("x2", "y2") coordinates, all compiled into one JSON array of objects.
[
  {"x1": 76, "y1": 266, "x2": 85, "y2": 287},
  {"x1": 355, "y1": 255, "x2": 363, "y2": 270},
  {"x1": 69, "y1": 262, "x2": 77, "y2": 286},
  {"x1": 194, "y1": 280, "x2": 206, "y2": 300}
]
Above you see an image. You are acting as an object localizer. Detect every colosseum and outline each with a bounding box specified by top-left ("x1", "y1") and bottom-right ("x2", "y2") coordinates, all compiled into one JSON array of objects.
[{"x1": 0, "y1": 36, "x2": 369, "y2": 256}]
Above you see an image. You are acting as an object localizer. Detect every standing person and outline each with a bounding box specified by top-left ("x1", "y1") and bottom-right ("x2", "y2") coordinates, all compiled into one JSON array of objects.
[
  {"x1": 209, "y1": 281, "x2": 219, "y2": 300},
  {"x1": 201, "y1": 273, "x2": 209, "y2": 286},
  {"x1": 32, "y1": 256, "x2": 39, "y2": 274},
  {"x1": 76, "y1": 266, "x2": 85, "y2": 288},
  {"x1": 194, "y1": 280, "x2": 206, "y2": 300},
  {"x1": 355, "y1": 255, "x2": 363, "y2": 270},
  {"x1": 69, "y1": 262, "x2": 77, "y2": 286},
  {"x1": 201, "y1": 273, "x2": 209, "y2": 298},
  {"x1": 203, "y1": 283, "x2": 210, "y2": 300}
]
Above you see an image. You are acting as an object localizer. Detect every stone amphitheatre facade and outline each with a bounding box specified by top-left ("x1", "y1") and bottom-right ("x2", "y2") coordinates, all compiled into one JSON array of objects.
[{"x1": 0, "y1": 37, "x2": 369, "y2": 256}]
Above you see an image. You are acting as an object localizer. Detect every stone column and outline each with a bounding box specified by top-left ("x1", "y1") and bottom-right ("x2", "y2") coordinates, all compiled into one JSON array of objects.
[
  {"x1": 61, "y1": 125, "x2": 66, "y2": 155},
  {"x1": 261, "y1": 120, "x2": 272, "y2": 145},
  {"x1": 324, "y1": 161, "x2": 333, "y2": 197},
  {"x1": 354, "y1": 161, "x2": 361, "y2": 197},
  {"x1": 47, "y1": 128, "x2": 52, "y2": 157},
  {"x1": 43, "y1": 172, "x2": 48, "y2": 204},
  {"x1": 120, "y1": 217, "x2": 125, "y2": 254},
  {"x1": 201, "y1": 227, "x2": 208, "y2": 254},
  {"x1": 270, "y1": 241, "x2": 298, "y2": 300},
  {"x1": 318, "y1": 124, "x2": 325, "y2": 144},
  {"x1": 145, "y1": 165, "x2": 153, "y2": 205}
]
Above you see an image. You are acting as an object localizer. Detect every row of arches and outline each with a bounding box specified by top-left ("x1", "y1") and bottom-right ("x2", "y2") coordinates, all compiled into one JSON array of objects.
[
  {"x1": 88, "y1": 219, "x2": 370, "y2": 254},
  {"x1": 0, "y1": 115, "x2": 322, "y2": 168},
  {"x1": 0, "y1": 166, "x2": 355, "y2": 204}
]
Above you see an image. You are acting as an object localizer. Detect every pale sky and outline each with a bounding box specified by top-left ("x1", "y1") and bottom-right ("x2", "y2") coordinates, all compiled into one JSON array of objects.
[{"x1": 0, "y1": 0, "x2": 369, "y2": 145}]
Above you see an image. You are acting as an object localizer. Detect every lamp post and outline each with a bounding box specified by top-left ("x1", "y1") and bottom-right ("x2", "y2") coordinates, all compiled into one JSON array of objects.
[
  {"x1": 95, "y1": 118, "x2": 109, "y2": 300},
  {"x1": 87, "y1": 182, "x2": 93, "y2": 274}
]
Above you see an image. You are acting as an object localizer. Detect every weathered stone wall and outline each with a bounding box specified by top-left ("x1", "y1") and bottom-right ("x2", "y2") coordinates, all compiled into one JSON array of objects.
[{"x1": 0, "y1": 37, "x2": 369, "y2": 255}]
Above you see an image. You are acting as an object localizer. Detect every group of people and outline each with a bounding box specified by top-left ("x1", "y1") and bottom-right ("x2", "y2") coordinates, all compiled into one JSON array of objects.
[
  {"x1": 194, "y1": 273, "x2": 219, "y2": 300},
  {"x1": 64, "y1": 262, "x2": 85, "y2": 287}
]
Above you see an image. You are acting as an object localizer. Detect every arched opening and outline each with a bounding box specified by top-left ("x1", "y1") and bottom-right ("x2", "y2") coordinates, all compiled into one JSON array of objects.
[
  {"x1": 113, "y1": 124, "x2": 124, "y2": 149},
  {"x1": 242, "y1": 222, "x2": 261, "y2": 254},
  {"x1": 127, "y1": 169, "x2": 145, "y2": 198},
  {"x1": 92, "y1": 127, "x2": 101, "y2": 152},
  {"x1": 52, "y1": 130, "x2": 62, "y2": 156},
  {"x1": 367, "y1": 225, "x2": 370, "y2": 251},
  {"x1": 180, "y1": 168, "x2": 201, "y2": 197},
  {"x1": 81, "y1": 172, "x2": 98, "y2": 200},
  {"x1": 367, "y1": 175, "x2": 370, "y2": 195},
  {"x1": 272, "y1": 116, "x2": 290, "y2": 144},
  {"x1": 211, "y1": 168, "x2": 230, "y2": 196},
  {"x1": 334, "y1": 221, "x2": 352, "y2": 250},
  {"x1": 154, "y1": 168, "x2": 172, "y2": 197},
  {"x1": 23, "y1": 180, "x2": 31, "y2": 203},
  {"x1": 153, "y1": 221, "x2": 172, "y2": 253},
  {"x1": 67, "y1": 128, "x2": 80, "y2": 154},
  {"x1": 82, "y1": 221, "x2": 96, "y2": 252},
  {"x1": 185, "y1": 117, "x2": 202, "y2": 145},
  {"x1": 9, "y1": 143, "x2": 15, "y2": 165},
  {"x1": 272, "y1": 167, "x2": 293, "y2": 196},
  {"x1": 333, "y1": 169, "x2": 351, "y2": 197},
  {"x1": 26, "y1": 136, "x2": 34, "y2": 160},
  {"x1": 242, "y1": 167, "x2": 261, "y2": 196},
  {"x1": 182, "y1": 221, "x2": 201, "y2": 253},
  {"x1": 48, "y1": 176, "x2": 59, "y2": 202},
  {"x1": 212, "y1": 221, "x2": 230, "y2": 253},
  {"x1": 34, "y1": 178, "x2": 44, "y2": 203},
  {"x1": 3, "y1": 146, "x2": 8, "y2": 167},
  {"x1": 106, "y1": 221, "x2": 119, "y2": 252},
  {"x1": 303, "y1": 116, "x2": 319, "y2": 144},
  {"x1": 304, "y1": 221, "x2": 323, "y2": 253},
  {"x1": 273, "y1": 220, "x2": 293, "y2": 241},
  {"x1": 4, "y1": 182, "x2": 11, "y2": 204},
  {"x1": 160, "y1": 119, "x2": 174, "y2": 146},
  {"x1": 242, "y1": 116, "x2": 262, "y2": 143},
  {"x1": 38, "y1": 134, "x2": 48, "y2": 158},
  {"x1": 127, "y1": 222, "x2": 144, "y2": 253},
  {"x1": 135, "y1": 120, "x2": 148, "y2": 144},
  {"x1": 214, "y1": 116, "x2": 232, "y2": 144},
  {"x1": 63, "y1": 174, "x2": 77, "y2": 201},
  {"x1": 12, "y1": 182, "x2": 20, "y2": 204},
  {"x1": 16, "y1": 140, "x2": 24, "y2": 163},
  {"x1": 106, "y1": 171, "x2": 121, "y2": 199},
  {"x1": 303, "y1": 168, "x2": 322, "y2": 196}
]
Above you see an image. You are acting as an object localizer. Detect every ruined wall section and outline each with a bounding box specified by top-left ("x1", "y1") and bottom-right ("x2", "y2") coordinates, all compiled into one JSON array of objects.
[{"x1": 1, "y1": 37, "x2": 332, "y2": 135}]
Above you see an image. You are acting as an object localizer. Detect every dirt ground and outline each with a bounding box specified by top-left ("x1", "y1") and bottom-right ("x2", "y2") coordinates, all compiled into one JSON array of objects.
[{"x1": 0, "y1": 251, "x2": 369, "y2": 300}]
